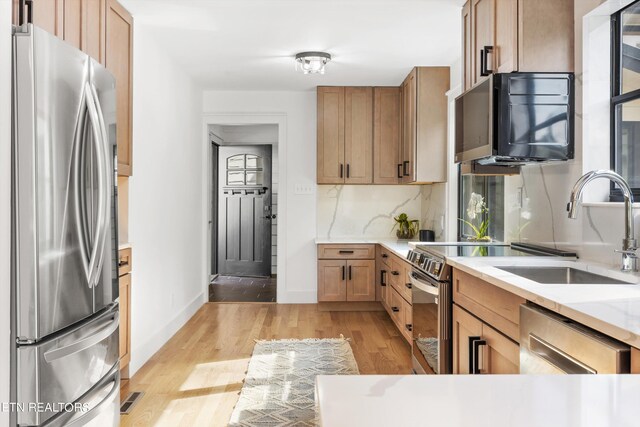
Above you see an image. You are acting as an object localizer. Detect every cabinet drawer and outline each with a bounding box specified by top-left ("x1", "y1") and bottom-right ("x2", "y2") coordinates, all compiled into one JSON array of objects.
[
  {"x1": 389, "y1": 257, "x2": 412, "y2": 303},
  {"x1": 379, "y1": 246, "x2": 393, "y2": 267},
  {"x1": 401, "y1": 297, "x2": 413, "y2": 343},
  {"x1": 389, "y1": 286, "x2": 404, "y2": 326},
  {"x1": 453, "y1": 269, "x2": 525, "y2": 343},
  {"x1": 118, "y1": 247, "x2": 132, "y2": 277},
  {"x1": 318, "y1": 244, "x2": 375, "y2": 259}
]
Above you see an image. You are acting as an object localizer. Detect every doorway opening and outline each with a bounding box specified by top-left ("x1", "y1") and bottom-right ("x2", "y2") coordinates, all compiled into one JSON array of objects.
[{"x1": 208, "y1": 124, "x2": 278, "y2": 303}]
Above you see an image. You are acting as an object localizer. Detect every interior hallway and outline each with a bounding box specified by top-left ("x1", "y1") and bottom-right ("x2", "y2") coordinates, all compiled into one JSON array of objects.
[{"x1": 120, "y1": 303, "x2": 412, "y2": 427}]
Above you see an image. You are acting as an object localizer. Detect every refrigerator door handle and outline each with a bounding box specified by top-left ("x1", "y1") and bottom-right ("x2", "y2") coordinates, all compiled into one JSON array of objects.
[
  {"x1": 72, "y1": 89, "x2": 92, "y2": 285},
  {"x1": 84, "y1": 82, "x2": 110, "y2": 288},
  {"x1": 65, "y1": 368, "x2": 120, "y2": 427},
  {"x1": 43, "y1": 313, "x2": 118, "y2": 362}
]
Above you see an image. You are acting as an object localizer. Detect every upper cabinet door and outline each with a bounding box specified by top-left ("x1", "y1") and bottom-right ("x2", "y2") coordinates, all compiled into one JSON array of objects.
[
  {"x1": 401, "y1": 70, "x2": 417, "y2": 183},
  {"x1": 462, "y1": 1, "x2": 473, "y2": 91},
  {"x1": 317, "y1": 87, "x2": 346, "y2": 184},
  {"x1": 494, "y1": 0, "x2": 517, "y2": 73},
  {"x1": 106, "y1": 0, "x2": 133, "y2": 176},
  {"x1": 62, "y1": 0, "x2": 82, "y2": 49},
  {"x1": 471, "y1": 0, "x2": 494, "y2": 86},
  {"x1": 344, "y1": 87, "x2": 373, "y2": 184},
  {"x1": 83, "y1": 0, "x2": 107, "y2": 64},
  {"x1": 373, "y1": 87, "x2": 401, "y2": 184}
]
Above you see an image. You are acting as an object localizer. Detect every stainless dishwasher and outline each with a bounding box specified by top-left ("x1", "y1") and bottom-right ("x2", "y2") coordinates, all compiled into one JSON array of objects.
[{"x1": 520, "y1": 303, "x2": 630, "y2": 374}]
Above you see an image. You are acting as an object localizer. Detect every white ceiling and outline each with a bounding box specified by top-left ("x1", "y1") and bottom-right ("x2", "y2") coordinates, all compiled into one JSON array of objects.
[{"x1": 120, "y1": 0, "x2": 463, "y2": 91}]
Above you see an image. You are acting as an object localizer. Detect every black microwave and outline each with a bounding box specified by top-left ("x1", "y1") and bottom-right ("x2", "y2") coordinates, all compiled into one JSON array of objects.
[{"x1": 455, "y1": 73, "x2": 574, "y2": 165}]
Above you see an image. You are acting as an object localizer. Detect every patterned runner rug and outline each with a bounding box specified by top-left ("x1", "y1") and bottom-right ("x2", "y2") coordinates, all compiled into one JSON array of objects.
[{"x1": 229, "y1": 337, "x2": 360, "y2": 426}]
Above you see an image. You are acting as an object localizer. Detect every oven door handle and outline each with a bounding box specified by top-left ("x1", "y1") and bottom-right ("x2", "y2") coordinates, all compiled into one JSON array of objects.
[{"x1": 409, "y1": 271, "x2": 440, "y2": 296}]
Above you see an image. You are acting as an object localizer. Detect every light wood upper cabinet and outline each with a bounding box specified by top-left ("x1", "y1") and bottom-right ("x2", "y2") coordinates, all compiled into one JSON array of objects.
[
  {"x1": 317, "y1": 87, "x2": 346, "y2": 184},
  {"x1": 83, "y1": 0, "x2": 107, "y2": 64},
  {"x1": 106, "y1": 0, "x2": 133, "y2": 176},
  {"x1": 471, "y1": 0, "x2": 494, "y2": 87},
  {"x1": 373, "y1": 87, "x2": 402, "y2": 184},
  {"x1": 63, "y1": 0, "x2": 82, "y2": 49},
  {"x1": 401, "y1": 67, "x2": 449, "y2": 184},
  {"x1": 400, "y1": 70, "x2": 416, "y2": 183},
  {"x1": 461, "y1": 0, "x2": 573, "y2": 90},
  {"x1": 462, "y1": 2, "x2": 473, "y2": 91},
  {"x1": 344, "y1": 87, "x2": 373, "y2": 184}
]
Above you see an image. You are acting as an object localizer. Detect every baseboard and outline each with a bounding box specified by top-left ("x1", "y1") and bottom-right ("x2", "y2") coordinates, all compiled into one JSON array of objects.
[
  {"x1": 317, "y1": 301, "x2": 385, "y2": 312},
  {"x1": 276, "y1": 290, "x2": 317, "y2": 304},
  {"x1": 129, "y1": 292, "x2": 204, "y2": 376}
]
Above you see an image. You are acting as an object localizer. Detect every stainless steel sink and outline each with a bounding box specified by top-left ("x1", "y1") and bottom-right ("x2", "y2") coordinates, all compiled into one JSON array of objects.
[{"x1": 496, "y1": 266, "x2": 635, "y2": 285}]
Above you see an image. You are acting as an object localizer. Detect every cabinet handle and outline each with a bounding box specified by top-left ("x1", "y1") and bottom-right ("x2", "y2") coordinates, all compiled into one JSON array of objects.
[
  {"x1": 397, "y1": 164, "x2": 403, "y2": 179},
  {"x1": 403, "y1": 161, "x2": 409, "y2": 176},
  {"x1": 346, "y1": 164, "x2": 350, "y2": 178},
  {"x1": 471, "y1": 337, "x2": 487, "y2": 374},
  {"x1": 339, "y1": 250, "x2": 354, "y2": 254},
  {"x1": 339, "y1": 163, "x2": 344, "y2": 178},
  {"x1": 405, "y1": 324, "x2": 413, "y2": 332},
  {"x1": 382, "y1": 253, "x2": 388, "y2": 259},
  {"x1": 348, "y1": 265, "x2": 352, "y2": 280},
  {"x1": 480, "y1": 46, "x2": 494, "y2": 77},
  {"x1": 381, "y1": 270, "x2": 387, "y2": 286},
  {"x1": 392, "y1": 307, "x2": 400, "y2": 312},
  {"x1": 19, "y1": 0, "x2": 33, "y2": 26},
  {"x1": 342, "y1": 265, "x2": 346, "y2": 281},
  {"x1": 468, "y1": 336, "x2": 481, "y2": 374},
  {"x1": 391, "y1": 271, "x2": 399, "y2": 276},
  {"x1": 405, "y1": 283, "x2": 412, "y2": 289}
]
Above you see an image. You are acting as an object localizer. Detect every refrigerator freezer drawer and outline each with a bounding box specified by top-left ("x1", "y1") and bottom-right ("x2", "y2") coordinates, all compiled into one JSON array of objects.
[{"x1": 17, "y1": 305, "x2": 119, "y2": 426}]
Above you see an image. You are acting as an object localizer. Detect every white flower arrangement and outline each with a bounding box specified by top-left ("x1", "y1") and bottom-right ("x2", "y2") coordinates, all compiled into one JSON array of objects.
[{"x1": 460, "y1": 192, "x2": 491, "y2": 241}]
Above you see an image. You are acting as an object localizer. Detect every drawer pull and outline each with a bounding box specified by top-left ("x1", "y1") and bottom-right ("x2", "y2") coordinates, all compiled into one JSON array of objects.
[
  {"x1": 339, "y1": 250, "x2": 354, "y2": 254},
  {"x1": 380, "y1": 270, "x2": 387, "y2": 286},
  {"x1": 382, "y1": 254, "x2": 388, "y2": 258},
  {"x1": 405, "y1": 324, "x2": 413, "y2": 332},
  {"x1": 118, "y1": 259, "x2": 129, "y2": 267},
  {"x1": 405, "y1": 283, "x2": 412, "y2": 289},
  {"x1": 391, "y1": 271, "x2": 399, "y2": 276},
  {"x1": 391, "y1": 307, "x2": 400, "y2": 312}
]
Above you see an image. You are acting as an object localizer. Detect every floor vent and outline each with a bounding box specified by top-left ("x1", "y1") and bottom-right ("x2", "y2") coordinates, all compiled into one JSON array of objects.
[{"x1": 120, "y1": 391, "x2": 144, "y2": 415}]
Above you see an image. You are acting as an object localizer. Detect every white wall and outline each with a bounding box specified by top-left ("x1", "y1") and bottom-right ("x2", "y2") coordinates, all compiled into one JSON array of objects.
[
  {"x1": 203, "y1": 91, "x2": 316, "y2": 303},
  {"x1": 1, "y1": 2, "x2": 12, "y2": 425},
  {"x1": 128, "y1": 24, "x2": 205, "y2": 374}
]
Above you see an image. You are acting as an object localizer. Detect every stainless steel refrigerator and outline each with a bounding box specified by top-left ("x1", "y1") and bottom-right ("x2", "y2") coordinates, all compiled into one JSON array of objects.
[{"x1": 12, "y1": 23, "x2": 120, "y2": 427}]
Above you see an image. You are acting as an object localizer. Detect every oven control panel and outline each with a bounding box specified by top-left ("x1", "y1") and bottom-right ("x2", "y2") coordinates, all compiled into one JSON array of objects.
[{"x1": 407, "y1": 250, "x2": 447, "y2": 281}]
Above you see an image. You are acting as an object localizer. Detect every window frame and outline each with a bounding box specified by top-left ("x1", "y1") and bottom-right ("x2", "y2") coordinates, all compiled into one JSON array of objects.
[{"x1": 611, "y1": 0, "x2": 640, "y2": 201}]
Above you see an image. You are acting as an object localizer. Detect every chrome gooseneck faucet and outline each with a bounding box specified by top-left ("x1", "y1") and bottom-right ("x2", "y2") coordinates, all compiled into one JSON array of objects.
[{"x1": 567, "y1": 170, "x2": 637, "y2": 272}]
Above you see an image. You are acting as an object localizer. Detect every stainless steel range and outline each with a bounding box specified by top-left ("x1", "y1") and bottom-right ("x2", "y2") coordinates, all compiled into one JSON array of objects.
[{"x1": 406, "y1": 243, "x2": 542, "y2": 375}]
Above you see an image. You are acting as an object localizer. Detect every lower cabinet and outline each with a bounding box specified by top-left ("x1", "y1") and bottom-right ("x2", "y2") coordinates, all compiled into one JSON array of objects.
[
  {"x1": 377, "y1": 246, "x2": 413, "y2": 343},
  {"x1": 119, "y1": 272, "x2": 131, "y2": 368},
  {"x1": 317, "y1": 259, "x2": 376, "y2": 302},
  {"x1": 453, "y1": 304, "x2": 519, "y2": 374}
]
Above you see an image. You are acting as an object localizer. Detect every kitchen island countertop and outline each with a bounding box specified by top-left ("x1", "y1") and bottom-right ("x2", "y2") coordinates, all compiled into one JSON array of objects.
[{"x1": 316, "y1": 374, "x2": 640, "y2": 427}]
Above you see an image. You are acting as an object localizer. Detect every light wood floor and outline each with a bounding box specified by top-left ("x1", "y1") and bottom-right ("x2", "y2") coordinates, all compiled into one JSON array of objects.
[{"x1": 120, "y1": 303, "x2": 412, "y2": 427}]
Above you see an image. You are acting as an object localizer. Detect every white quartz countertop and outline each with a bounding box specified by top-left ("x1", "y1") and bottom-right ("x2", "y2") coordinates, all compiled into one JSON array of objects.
[
  {"x1": 316, "y1": 374, "x2": 640, "y2": 427},
  {"x1": 446, "y1": 256, "x2": 640, "y2": 348},
  {"x1": 315, "y1": 237, "x2": 418, "y2": 259}
]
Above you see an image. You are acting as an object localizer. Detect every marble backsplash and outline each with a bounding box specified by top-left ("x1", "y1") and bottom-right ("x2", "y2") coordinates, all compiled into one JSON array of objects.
[{"x1": 317, "y1": 184, "x2": 445, "y2": 240}]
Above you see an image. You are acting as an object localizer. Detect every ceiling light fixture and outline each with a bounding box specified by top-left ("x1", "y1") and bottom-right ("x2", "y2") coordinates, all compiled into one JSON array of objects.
[{"x1": 295, "y1": 51, "x2": 332, "y2": 75}]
